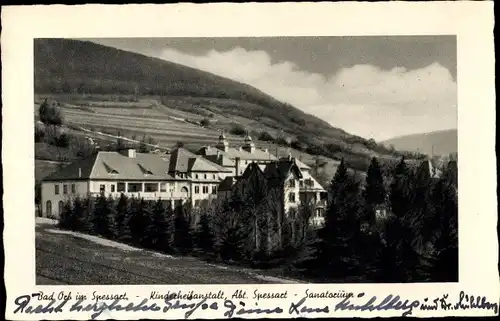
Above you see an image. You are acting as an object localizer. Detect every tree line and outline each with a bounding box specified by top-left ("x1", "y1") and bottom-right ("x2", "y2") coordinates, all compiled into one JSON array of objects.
[{"x1": 57, "y1": 155, "x2": 457, "y2": 282}]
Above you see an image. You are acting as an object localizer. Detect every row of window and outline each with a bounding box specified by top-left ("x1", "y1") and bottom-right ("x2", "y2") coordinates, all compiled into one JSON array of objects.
[
  {"x1": 194, "y1": 185, "x2": 217, "y2": 195},
  {"x1": 194, "y1": 173, "x2": 217, "y2": 180},
  {"x1": 288, "y1": 179, "x2": 315, "y2": 188},
  {"x1": 54, "y1": 184, "x2": 76, "y2": 195}
]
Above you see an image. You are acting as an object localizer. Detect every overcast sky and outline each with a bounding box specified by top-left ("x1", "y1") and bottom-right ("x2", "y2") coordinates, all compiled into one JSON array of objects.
[{"x1": 86, "y1": 36, "x2": 457, "y2": 141}]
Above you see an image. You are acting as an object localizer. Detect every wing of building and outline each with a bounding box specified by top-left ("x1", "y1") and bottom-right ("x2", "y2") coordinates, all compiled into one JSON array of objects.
[{"x1": 40, "y1": 132, "x2": 327, "y2": 225}]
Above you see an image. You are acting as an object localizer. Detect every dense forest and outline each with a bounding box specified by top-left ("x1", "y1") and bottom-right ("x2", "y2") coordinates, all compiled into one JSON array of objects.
[{"x1": 56, "y1": 156, "x2": 458, "y2": 283}]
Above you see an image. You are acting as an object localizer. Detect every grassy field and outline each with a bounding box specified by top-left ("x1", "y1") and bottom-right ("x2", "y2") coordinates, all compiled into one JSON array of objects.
[{"x1": 36, "y1": 219, "x2": 299, "y2": 285}]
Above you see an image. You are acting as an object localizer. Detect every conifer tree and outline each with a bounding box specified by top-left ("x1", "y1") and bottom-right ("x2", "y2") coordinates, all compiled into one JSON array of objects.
[
  {"x1": 136, "y1": 199, "x2": 154, "y2": 248},
  {"x1": 72, "y1": 196, "x2": 87, "y2": 232},
  {"x1": 363, "y1": 157, "x2": 386, "y2": 226},
  {"x1": 411, "y1": 160, "x2": 435, "y2": 249},
  {"x1": 90, "y1": 194, "x2": 116, "y2": 239},
  {"x1": 389, "y1": 157, "x2": 415, "y2": 219},
  {"x1": 316, "y1": 166, "x2": 364, "y2": 280},
  {"x1": 115, "y1": 193, "x2": 130, "y2": 242},
  {"x1": 194, "y1": 211, "x2": 215, "y2": 256},
  {"x1": 380, "y1": 157, "x2": 426, "y2": 282},
  {"x1": 106, "y1": 195, "x2": 118, "y2": 240},
  {"x1": 330, "y1": 157, "x2": 348, "y2": 197},
  {"x1": 58, "y1": 200, "x2": 73, "y2": 230},
  {"x1": 172, "y1": 203, "x2": 193, "y2": 254},
  {"x1": 428, "y1": 162, "x2": 458, "y2": 281},
  {"x1": 147, "y1": 199, "x2": 171, "y2": 253},
  {"x1": 126, "y1": 197, "x2": 142, "y2": 246}
]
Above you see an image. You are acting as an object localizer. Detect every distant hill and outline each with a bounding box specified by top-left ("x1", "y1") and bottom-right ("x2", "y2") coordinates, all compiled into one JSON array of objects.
[
  {"x1": 34, "y1": 38, "x2": 404, "y2": 173},
  {"x1": 35, "y1": 39, "x2": 351, "y2": 140},
  {"x1": 382, "y1": 129, "x2": 457, "y2": 156}
]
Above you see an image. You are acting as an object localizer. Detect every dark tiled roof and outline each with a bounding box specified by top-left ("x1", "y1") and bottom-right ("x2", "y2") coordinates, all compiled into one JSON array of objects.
[
  {"x1": 169, "y1": 147, "x2": 231, "y2": 173},
  {"x1": 43, "y1": 151, "x2": 174, "y2": 181},
  {"x1": 43, "y1": 153, "x2": 98, "y2": 181}
]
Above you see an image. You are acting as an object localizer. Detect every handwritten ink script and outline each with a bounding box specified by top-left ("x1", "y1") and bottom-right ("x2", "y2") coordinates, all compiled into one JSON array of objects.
[{"x1": 12, "y1": 290, "x2": 499, "y2": 319}]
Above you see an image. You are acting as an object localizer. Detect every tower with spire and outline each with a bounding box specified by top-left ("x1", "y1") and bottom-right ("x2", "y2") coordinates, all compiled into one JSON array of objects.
[
  {"x1": 242, "y1": 130, "x2": 255, "y2": 154},
  {"x1": 216, "y1": 129, "x2": 229, "y2": 152}
]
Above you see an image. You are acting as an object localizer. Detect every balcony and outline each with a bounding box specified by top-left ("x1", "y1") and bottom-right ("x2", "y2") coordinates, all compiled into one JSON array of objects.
[{"x1": 309, "y1": 216, "x2": 325, "y2": 228}]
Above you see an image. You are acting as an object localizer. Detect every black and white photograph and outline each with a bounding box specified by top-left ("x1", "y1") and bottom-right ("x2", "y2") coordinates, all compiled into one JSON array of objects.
[
  {"x1": 3, "y1": 2, "x2": 497, "y2": 319},
  {"x1": 34, "y1": 35, "x2": 459, "y2": 285}
]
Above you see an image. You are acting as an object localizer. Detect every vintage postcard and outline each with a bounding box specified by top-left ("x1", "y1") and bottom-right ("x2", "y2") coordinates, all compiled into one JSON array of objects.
[{"x1": 2, "y1": 2, "x2": 498, "y2": 319}]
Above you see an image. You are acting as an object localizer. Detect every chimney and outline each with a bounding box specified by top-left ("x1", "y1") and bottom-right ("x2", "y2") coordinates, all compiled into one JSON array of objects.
[
  {"x1": 235, "y1": 157, "x2": 241, "y2": 176},
  {"x1": 128, "y1": 149, "x2": 136, "y2": 158},
  {"x1": 78, "y1": 167, "x2": 82, "y2": 178},
  {"x1": 288, "y1": 153, "x2": 292, "y2": 161},
  {"x1": 264, "y1": 148, "x2": 268, "y2": 153}
]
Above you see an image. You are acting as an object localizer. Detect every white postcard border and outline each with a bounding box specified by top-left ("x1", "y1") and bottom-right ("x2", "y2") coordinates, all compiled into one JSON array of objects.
[{"x1": 2, "y1": 2, "x2": 498, "y2": 319}]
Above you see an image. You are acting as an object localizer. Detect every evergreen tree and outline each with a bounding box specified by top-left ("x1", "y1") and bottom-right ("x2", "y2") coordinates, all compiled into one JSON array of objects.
[
  {"x1": 126, "y1": 197, "x2": 141, "y2": 246},
  {"x1": 134, "y1": 199, "x2": 153, "y2": 248},
  {"x1": 330, "y1": 157, "x2": 348, "y2": 197},
  {"x1": 58, "y1": 200, "x2": 73, "y2": 230},
  {"x1": 147, "y1": 200, "x2": 171, "y2": 253},
  {"x1": 194, "y1": 211, "x2": 215, "y2": 255},
  {"x1": 379, "y1": 157, "x2": 428, "y2": 282},
  {"x1": 70, "y1": 196, "x2": 87, "y2": 232},
  {"x1": 428, "y1": 163, "x2": 458, "y2": 281},
  {"x1": 115, "y1": 194, "x2": 131, "y2": 242},
  {"x1": 106, "y1": 195, "x2": 119, "y2": 240},
  {"x1": 90, "y1": 194, "x2": 116, "y2": 239},
  {"x1": 172, "y1": 203, "x2": 192, "y2": 254},
  {"x1": 316, "y1": 171, "x2": 365, "y2": 280},
  {"x1": 363, "y1": 157, "x2": 386, "y2": 226},
  {"x1": 411, "y1": 160, "x2": 435, "y2": 250},
  {"x1": 389, "y1": 157, "x2": 415, "y2": 219}
]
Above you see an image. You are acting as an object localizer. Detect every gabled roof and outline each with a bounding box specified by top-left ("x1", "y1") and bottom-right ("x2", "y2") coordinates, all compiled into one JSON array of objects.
[
  {"x1": 263, "y1": 159, "x2": 303, "y2": 188},
  {"x1": 294, "y1": 158, "x2": 311, "y2": 170},
  {"x1": 169, "y1": 147, "x2": 231, "y2": 173},
  {"x1": 43, "y1": 153, "x2": 98, "y2": 181},
  {"x1": 201, "y1": 145, "x2": 278, "y2": 162},
  {"x1": 43, "y1": 151, "x2": 174, "y2": 182}
]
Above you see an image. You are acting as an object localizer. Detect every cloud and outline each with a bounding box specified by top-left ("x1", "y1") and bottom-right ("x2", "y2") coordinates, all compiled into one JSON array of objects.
[{"x1": 155, "y1": 47, "x2": 457, "y2": 141}]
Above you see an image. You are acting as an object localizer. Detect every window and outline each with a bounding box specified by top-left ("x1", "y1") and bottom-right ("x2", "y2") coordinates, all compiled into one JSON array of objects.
[
  {"x1": 46, "y1": 201, "x2": 52, "y2": 216},
  {"x1": 144, "y1": 183, "x2": 158, "y2": 192},
  {"x1": 71, "y1": 184, "x2": 76, "y2": 194},
  {"x1": 54, "y1": 184, "x2": 59, "y2": 195},
  {"x1": 195, "y1": 174, "x2": 199, "y2": 179},
  {"x1": 117, "y1": 182, "x2": 126, "y2": 192},
  {"x1": 213, "y1": 174, "x2": 216, "y2": 179},
  {"x1": 212, "y1": 186, "x2": 217, "y2": 195},
  {"x1": 63, "y1": 184, "x2": 68, "y2": 194},
  {"x1": 289, "y1": 179, "x2": 296, "y2": 188},
  {"x1": 58, "y1": 201, "x2": 64, "y2": 216},
  {"x1": 128, "y1": 183, "x2": 142, "y2": 192},
  {"x1": 195, "y1": 186, "x2": 200, "y2": 194},
  {"x1": 160, "y1": 183, "x2": 167, "y2": 192},
  {"x1": 299, "y1": 180, "x2": 304, "y2": 188},
  {"x1": 203, "y1": 186, "x2": 209, "y2": 194},
  {"x1": 111, "y1": 185, "x2": 116, "y2": 193},
  {"x1": 100, "y1": 184, "x2": 105, "y2": 194},
  {"x1": 204, "y1": 174, "x2": 207, "y2": 179},
  {"x1": 289, "y1": 192, "x2": 296, "y2": 203}
]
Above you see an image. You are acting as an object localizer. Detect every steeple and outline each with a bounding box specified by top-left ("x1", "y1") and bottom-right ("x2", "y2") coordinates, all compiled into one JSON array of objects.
[
  {"x1": 216, "y1": 129, "x2": 229, "y2": 152},
  {"x1": 242, "y1": 130, "x2": 255, "y2": 154}
]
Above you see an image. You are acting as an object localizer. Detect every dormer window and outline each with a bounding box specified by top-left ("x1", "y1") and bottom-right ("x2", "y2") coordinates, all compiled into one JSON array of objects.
[
  {"x1": 138, "y1": 163, "x2": 153, "y2": 176},
  {"x1": 103, "y1": 162, "x2": 119, "y2": 175}
]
